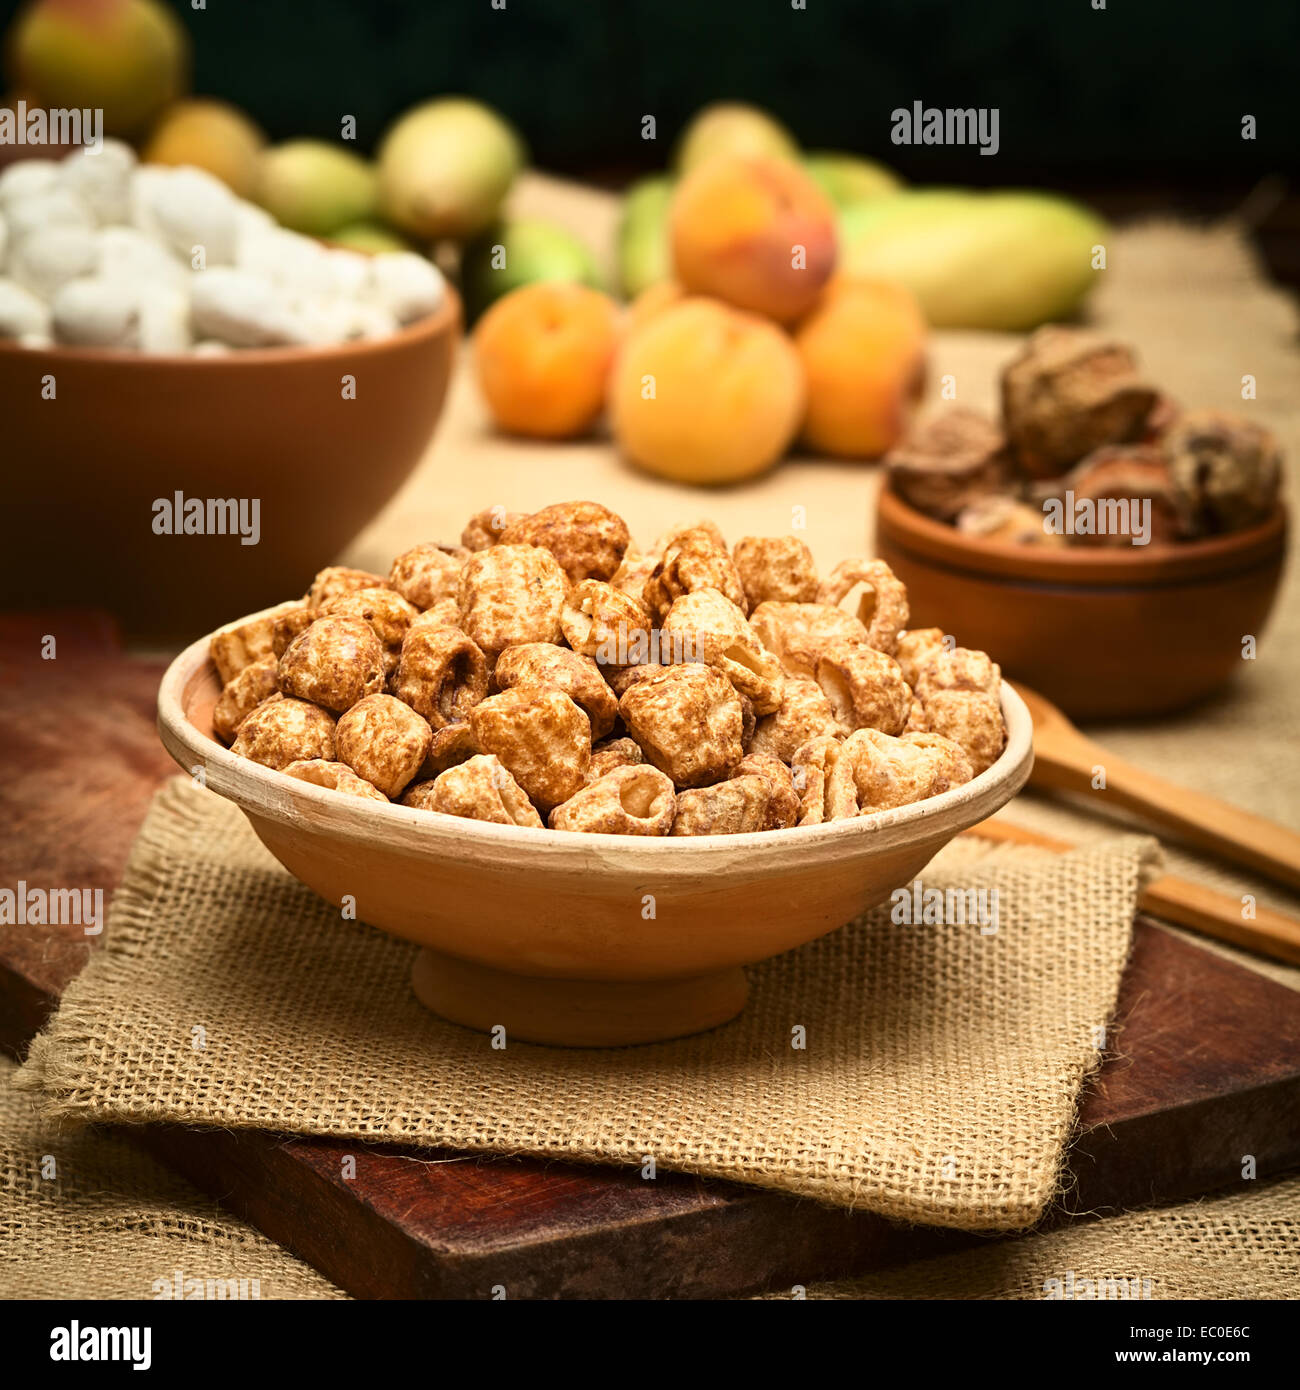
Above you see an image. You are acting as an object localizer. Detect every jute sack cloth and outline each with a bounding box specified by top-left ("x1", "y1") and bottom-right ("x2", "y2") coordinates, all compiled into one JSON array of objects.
[
  {"x1": 0, "y1": 1055, "x2": 343, "y2": 1300},
  {"x1": 785, "y1": 1173, "x2": 1300, "y2": 1301},
  {"x1": 20, "y1": 778, "x2": 1157, "y2": 1232}
]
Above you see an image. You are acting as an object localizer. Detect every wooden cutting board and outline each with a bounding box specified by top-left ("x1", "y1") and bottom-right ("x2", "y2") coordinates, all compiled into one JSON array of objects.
[{"x1": 4, "y1": 614, "x2": 1300, "y2": 1299}]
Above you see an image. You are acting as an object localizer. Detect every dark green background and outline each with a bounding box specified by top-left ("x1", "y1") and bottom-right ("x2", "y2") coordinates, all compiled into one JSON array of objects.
[{"x1": 3, "y1": 0, "x2": 1297, "y2": 183}]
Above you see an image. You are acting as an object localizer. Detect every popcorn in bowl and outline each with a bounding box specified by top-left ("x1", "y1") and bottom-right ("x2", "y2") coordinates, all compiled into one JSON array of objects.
[
  {"x1": 208, "y1": 501, "x2": 1008, "y2": 835},
  {"x1": 0, "y1": 142, "x2": 445, "y2": 353}
]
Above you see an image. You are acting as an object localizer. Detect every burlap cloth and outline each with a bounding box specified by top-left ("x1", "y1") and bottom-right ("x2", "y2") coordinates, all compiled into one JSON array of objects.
[
  {"x1": 19, "y1": 777, "x2": 1158, "y2": 1231},
  {"x1": 0, "y1": 1055, "x2": 343, "y2": 1300}
]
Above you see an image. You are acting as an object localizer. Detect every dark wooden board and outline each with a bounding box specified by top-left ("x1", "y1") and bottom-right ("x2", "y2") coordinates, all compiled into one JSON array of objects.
[{"x1": 3, "y1": 614, "x2": 1300, "y2": 1299}]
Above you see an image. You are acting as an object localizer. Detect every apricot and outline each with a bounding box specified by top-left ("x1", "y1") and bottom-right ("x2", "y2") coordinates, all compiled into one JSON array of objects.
[
  {"x1": 793, "y1": 277, "x2": 927, "y2": 458},
  {"x1": 669, "y1": 156, "x2": 836, "y2": 325},
  {"x1": 625, "y1": 279, "x2": 687, "y2": 334},
  {"x1": 610, "y1": 297, "x2": 805, "y2": 485},
  {"x1": 474, "y1": 282, "x2": 620, "y2": 440}
]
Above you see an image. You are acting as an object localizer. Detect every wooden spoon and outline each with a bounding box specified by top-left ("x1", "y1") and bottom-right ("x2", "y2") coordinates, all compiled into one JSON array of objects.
[{"x1": 1017, "y1": 685, "x2": 1300, "y2": 892}]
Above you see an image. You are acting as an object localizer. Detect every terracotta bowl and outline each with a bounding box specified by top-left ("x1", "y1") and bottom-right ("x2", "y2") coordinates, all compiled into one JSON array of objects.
[
  {"x1": 157, "y1": 610, "x2": 1034, "y2": 1047},
  {"x1": 876, "y1": 488, "x2": 1288, "y2": 722},
  {"x1": 0, "y1": 288, "x2": 460, "y2": 641}
]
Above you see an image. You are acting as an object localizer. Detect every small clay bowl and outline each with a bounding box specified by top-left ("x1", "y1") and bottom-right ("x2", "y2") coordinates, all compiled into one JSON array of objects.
[
  {"x1": 0, "y1": 287, "x2": 460, "y2": 640},
  {"x1": 157, "y1": 610, "x2": 1034, "y2": 1047},
  {"x1": 876, "y1": 488, "x2": 1287, "y2": 721}
]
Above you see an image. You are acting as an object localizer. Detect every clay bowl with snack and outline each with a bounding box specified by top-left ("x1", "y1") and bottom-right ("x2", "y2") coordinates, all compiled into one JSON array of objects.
[
  {"x1": 878, "y1": 328, "x2": 1288, "y2": 721},
  {"x1": 156, "y1": 505, "x2": 1033, "y2": 1047}
]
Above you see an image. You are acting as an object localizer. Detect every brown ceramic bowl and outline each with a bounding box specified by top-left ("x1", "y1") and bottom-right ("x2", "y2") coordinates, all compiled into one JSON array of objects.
[
  {"x1": 876, "y1": 487, "x2": 1287, "y2": 721},
  {"x1": 0, "y1": 288, "x2": 460, "y2": 639},
  {"x1": 157, "y1": 609, "x2": 1034, "y2": 1047}
]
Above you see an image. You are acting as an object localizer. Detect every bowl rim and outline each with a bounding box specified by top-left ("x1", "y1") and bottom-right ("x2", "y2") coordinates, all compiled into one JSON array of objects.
[
  {"x1": 157, "y1": 606, "x2": 1034, "y2": 866},
  {"x1": 877, "y1": 486, "x2": 1288, "y2": 587},
  {"x1": 0, "y1": 282, "x2": 461, "y2": 369}
]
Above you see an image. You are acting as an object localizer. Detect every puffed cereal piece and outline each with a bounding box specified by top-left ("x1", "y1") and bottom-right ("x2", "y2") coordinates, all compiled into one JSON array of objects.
[
  {"x1": 825, "y1": 728, "x2": 972, "y2": 818},
  {"x1": 749, "y1": 601, "x2": 870, "y2": 679},
  {"x1": 407, "y1": 754, "x2": 543, "y2": 828},
  {"x1": 904, "y1": 700, "x2": 930, "y2": 734},
  {"x1": 660, "y1": 588, "x2": 785, "y2": 714},
  {"x1": 493, "y1": 642, "x2": 619, "y2": 740},
  {"x1": 423, "y1": 721, "x2": 480, "y2": 775},
  {"x1": 644, "y1": 526, "x2": 748, "y2": 621},
  {"x1": 468, "y1": 689, "x2": 591, "y2": 811},
  {"x1": 605, "y1": 663, "x2": 664, "y2": 697},
  {"x1": 732, "y1": 535, "x2": 819, "y2": 607},
  {"x1": 210, "y1": 600, "x2": 305, "y2": 684},
  {"x1": 814, "y1": 639, "x2": 911, "y2": 736},
  {"x1": 817, "y1": 558, "x2": 909, "y2": 656},
  {"x1": 322, "y1": 586, "x2": 420, "y2": 676},
  {"x1": 461, "y1": 506, "x2": 525, "y2": 552},
  {"x1": 457, "y1": 543, "x2": 568, "y2": 655},
  {"x1": 790, "y1": 735, "x2": 843, "y2": 825},
  {"x1": 894, "y1": 628, "x2": 948, "y2": 689},
  {"x1": 388, "y1": 543, "x2": 469, "y2": 611},
  {"x1": 914, "y1": 647, "x2": 1001, "y2": 702},
  {"x1": 271, "y1": 604, "x2": 316, "y2": 659},
  {"x1": 748, "y1": 676, "x2": 841, "y2": 763},
  {"x1": 335, "y1": 693, "x2": 432, "y2": 798},
  {"x1": 585, "y1": 736, "x2": 644, "y2": 784},
  {"x1": 921, "y1": 690, "x2": 1005, "y2": 775},
  {"x1": 560, "y1": 578, "x2": 653, "y2": 664},
  {"x1": 550, "y1": 764, "x2": 676, "y2": 835},
  {"x1": 651, "y1": 520, "x2": 728, "y2": 557},
  {"x1": 731, "y1": 752, "x2": 800, "y2": 830},
  {"x1": 671, "y1": 775, "x2": 771, "y2": 837},
  {"x1": 304, "y1": 565, "x2": 389, "y2": 610},
  {"x1": 392, "y1": 615, "x2": 489, "y2": 730},
  {"x1": 231, "y1": 695, "x2": 336, "y2": 771},
  {"x1": 422, "y1": 595, "x2": 462, "y2": 629},
  {"x1": 281, "y1": 759, "x2": 388, "y2": 802},
  {"x1": 213, "y1": 656, "x2": 278, "y2": 743},
  {"x1": 608, "y1": 551, "x2": 660, "y2": 612},
  {"x1": 500, "y1": 500, "x2": 631, "y2": 584},
  {"x1": 278, "y1": 616, "x2": 386, "y2": 714},
  {"x1": 618, "y1": 663, "x2": 745, "y2": 789}
]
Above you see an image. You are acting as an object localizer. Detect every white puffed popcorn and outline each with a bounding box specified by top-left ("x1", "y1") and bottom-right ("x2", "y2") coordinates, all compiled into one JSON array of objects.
[
  {"x1": 6, "y1": 188, "x2": 93, "y2": 242},
  {"x1": 51, "y1": 277, "x2": 141, "y2": 348},
  {"x1": 0, "y1": 212, "x2": 7, "y2": 273},
  {"x1": 0, "y1": 159, "x2": 59, "y2": 209},
  {"x1": 9, "y1": 223, "x2": 99, "y2": 301},
  {"x1": 190, "y1": 267, "x2": 308, "y2": 347},
  {"x1": 0, "y1": 278, "x2": 52, "y2": 339},
  {"x1": 59, "y1": 140, "x2": 136, "y2": 225},
  {"x1": 96, "y1": 225, "x2": 188, "y2": 288},
  {"x1": 237, "y1": 225, "x2": 336, "y2": 298},
  {"x1": 133, "y1": 165, "x2": 237, "y2": 267},
  {"x1": 345, "y1": 301, "x2": 401, "y2": 340},
  {"x1": 137, "y1": 284, "x2": 193, "y2": 354},
  {"x1": 326, "y1": 248, "x2": 371, "y2": 299},
  {"x1": 192, "y1": 339, "x2": 232, "y2": 356},
  {"x1": 366, "y1": 252, "x2": 446, "y2": 325}
]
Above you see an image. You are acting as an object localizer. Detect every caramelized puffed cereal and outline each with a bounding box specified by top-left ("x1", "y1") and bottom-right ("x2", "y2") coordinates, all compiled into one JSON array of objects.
[
  {"x1": 749, "y1": 601, "x2": 870, "y2": 679},
  {"x1": 644, "y1": 526, "x2": 748, "y2": 621},
  {"x1": 914, "y1": 647, "x2": 1001, "y2": 702},
  {"x1": 500, "y1": 500, "x2": 631, "y2": 584},
  {"x1": 671, "y1": 775, "x2": 772, "y2": 836},
  {"x1": 825, "y1": 728, "x2": 972, "y2": 818},
  {"x1": 894, "y1": 628, "x2": 948, "y2": 689},
  {"x1": 469, "y1": 688, "x2": 591, "y2": 811},
  {"x1": 304, "y1": 566, "x2": 388, "y2": 610},
  {"x1": 231, "y1": 695, "x2": 336, "y2": 770},
  {"x1": 550, "y1": 764, "x2": 676, "y2": 835},
  {"x1": 461, "y1": 505, "x2": 526, "y2": 551},
  {"x1": 814, "y1": 639, "x2": 911, "y2": 736},
  {"x1": 731, "y1": 752, "x2": 800, "y2": 829},
  {"x1": 560, "y1": 579, "x2": 653, "y2": 664},
  {"x1": 271, "y1": 604, "x2": 316, "y2": 658},
  {"x1": 748, "y1": 676, "x2": 841, "y2": 763},
  {"x1": 493, "y1": 642, "x2": 619, "y2": 739},
  {"x1": 457, "y1": 543, "x2": 568, "y2": 655},
  {"x1": 790, "y1": 735, "x2": 843, "y2": 825},
  {"x1": 660, "y1": 587, "x2": 784, "y2": 714},
  {"x1": 618, "y1": 663, "x2": 745, "y2": 788},
  {"x1": 422, "y1": 721, "x2": 481, "y2": 775},
  {"x1": 392, "y1": 615, "x2": 489, "y2": 729},
  {"x1": 277, "y1": 616, "x2": 386, "y2": 714},
  {"x1": 407, "y1": 754, "x2": 542, "y2": 828},
  {"x1": 210, "y1": 600, "x2": 305, "y2": 684},
  {"x1": 335, "y1": 693, "x2": 432, "y2": 798},
  {"x1": 817, "y1": 558, "x2": 909, "y2": 656},
  {"x1": 585, "y1": 736, "x2": 644, "y2": 784},
  {"x1": 322, "y1": 587, "x2": 420, "y2": 676},
  {"x1": 922, "y1": 689, "x2": 1005, "y2": 775},
  {"x1": 608, "y1": 551, "x2": 660, "y2": 612},
  {"x1": 732, "y1": 535, "x2": 819, "y2": 607},
  {"x1": 388, "y1": 543, "x2": 470, "y2": 610},
  {"x1": 605, "y1": 662, "x2": 664, "y2": 697},
  {"x1": 281, "y1": 759, "x2": 388, "y2": 802},
  {"x1": 213, "y1": 656, "x2": 279, "y2": 743}
]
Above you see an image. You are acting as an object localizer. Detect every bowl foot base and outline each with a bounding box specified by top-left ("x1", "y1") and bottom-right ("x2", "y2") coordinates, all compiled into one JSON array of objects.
[{"x1": 410, "y1": 949, "x2": 749, "y2": 1047}]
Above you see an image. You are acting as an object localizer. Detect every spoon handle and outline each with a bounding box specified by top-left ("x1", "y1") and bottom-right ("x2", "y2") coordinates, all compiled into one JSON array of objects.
[{"x1": 1032, "y1": 748, "x2": 1300, "y2": 893}]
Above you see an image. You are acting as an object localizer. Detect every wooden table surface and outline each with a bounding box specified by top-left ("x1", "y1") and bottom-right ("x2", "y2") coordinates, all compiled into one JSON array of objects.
[{"x1": 4, "y1": 613, "x2": 1300, "y2": 1298}]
